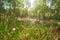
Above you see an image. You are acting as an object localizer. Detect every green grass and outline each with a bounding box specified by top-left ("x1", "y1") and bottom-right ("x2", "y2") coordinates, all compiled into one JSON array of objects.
[{"x1": 0, "y1": 15, "x2": 58, "y2": 40}]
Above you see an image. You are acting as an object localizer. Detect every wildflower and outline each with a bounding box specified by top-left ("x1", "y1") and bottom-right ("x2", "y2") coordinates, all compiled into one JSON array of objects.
[{"x1": 12, "y1": 28, "x2": 16, "y2": 31}]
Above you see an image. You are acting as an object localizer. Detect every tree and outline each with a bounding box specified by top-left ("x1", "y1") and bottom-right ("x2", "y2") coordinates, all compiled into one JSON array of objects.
[
  {"x1": 0, "y1": 0, "x2": 24, "y2": 18},
  {"x1": 31, "y1": 0, "x2": 50, "y2": 21},
  {"x1": 47, "y1": 0, "x2": 60, "y2": 20}
]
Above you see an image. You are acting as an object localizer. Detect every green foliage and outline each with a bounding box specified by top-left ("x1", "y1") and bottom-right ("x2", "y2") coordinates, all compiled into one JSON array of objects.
[
  {"x1": 0, "y1": 0, "x2": 59, "y2": 40},
  {"x1": 0, "y1": 14, "x2": 52, "y2": 40}
]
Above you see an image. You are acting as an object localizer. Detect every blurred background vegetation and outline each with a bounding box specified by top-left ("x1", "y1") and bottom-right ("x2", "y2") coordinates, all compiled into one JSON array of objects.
[{"x1": 0, "y1": 0, "x2": 60, "y2": 40}]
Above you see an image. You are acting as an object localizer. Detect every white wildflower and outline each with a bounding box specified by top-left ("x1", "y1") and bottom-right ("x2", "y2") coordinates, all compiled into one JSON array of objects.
[{"x1": 12, "y1": 28, "x2": 16, "y2": 31}]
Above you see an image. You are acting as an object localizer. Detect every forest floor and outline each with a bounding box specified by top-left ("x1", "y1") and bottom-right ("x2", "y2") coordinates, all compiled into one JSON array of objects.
[
  {"x1": 17, "y1": 17, "x2": 60, "y2": 24},
  {"x1": 17, "y1": 17, "x2": 59, "y2": 40}
]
